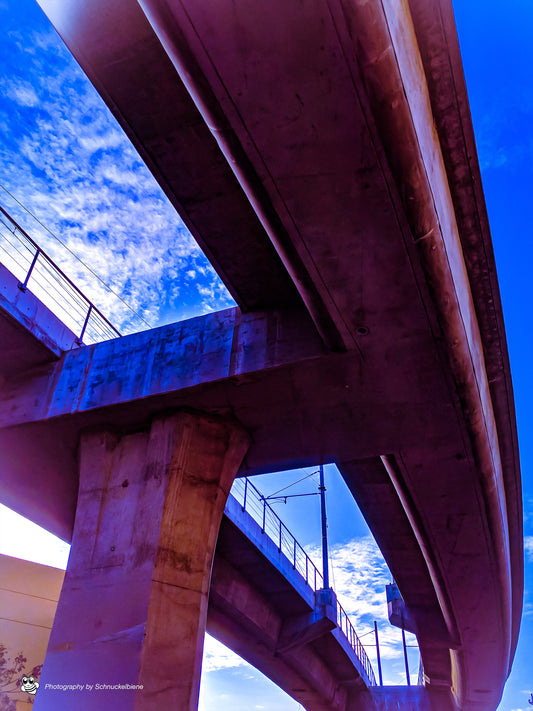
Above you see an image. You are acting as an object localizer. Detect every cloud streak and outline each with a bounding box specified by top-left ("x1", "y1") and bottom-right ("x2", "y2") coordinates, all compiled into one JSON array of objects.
[
  {"x1": 0, "y1": 5, "x2": 234, "y2": 336},
  {"x1": 525, "y1": 536, "x2": 533, "y2": 562},
  {"x1": 202, "y1": 635, "x2": 247, "y2": 673},
  {"x1": 312, "y1": 537, "x2": 420, "y2": 679}
]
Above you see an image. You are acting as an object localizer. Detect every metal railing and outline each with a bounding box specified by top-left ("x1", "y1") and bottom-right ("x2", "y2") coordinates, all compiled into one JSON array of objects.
[
  {"x1": 230, "y1": 477, "x2": 377, "y2": 686},
  {"x1": 418, "y1": 657, "x2": 425, "y2": 686},
  {"x1": 0, "y1": 204, "x2": 121, "y2": 345}
]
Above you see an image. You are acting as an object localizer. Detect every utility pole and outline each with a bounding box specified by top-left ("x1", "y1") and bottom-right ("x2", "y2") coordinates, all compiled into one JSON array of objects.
[
  {"x1": 265, "y1": 465, "x2": 330, "y2": 590},
  {"x1": 319, "y1": 464, "x2": 330, "y2": 589}
]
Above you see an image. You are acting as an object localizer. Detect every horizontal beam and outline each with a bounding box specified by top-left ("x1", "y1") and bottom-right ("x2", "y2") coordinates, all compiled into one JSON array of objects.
[{"x1": 0, "y1": 305, "x2": 324, "y2": 429}]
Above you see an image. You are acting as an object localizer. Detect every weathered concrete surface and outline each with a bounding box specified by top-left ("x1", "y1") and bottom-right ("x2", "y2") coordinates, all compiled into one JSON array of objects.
[
  {"x1": 3, "y1": 489, "x2": 372, "y2": 711},
  {"x1": 209, "y1": 555, "x2": 344, "y2": 711},
  {"x1": 0, "y1": 306, "x2": 324, "y2": 429},
  {"x1": 0, "y1": 265, "x2": 79, "y2": 539},
  {"x1": 0, "y1": 295, "x2": 520, "y2": 710},
  {"x1": 407, "y1": 0, "x2": 523, "y2": 682},
  {"x1": 209, "y1": 587, "x2": 344, "y2": 710},
  {"x1": 0, "y1": 263, "x2": 76, "y2": 378},
  {"x1": 0, "y1": 305, "x2": 322, "y2": 538},
  {"x1": 34, "y1": 0, "x2": 305, "y2": 316},
  {"x1": 348, "y1": 686, "x2": 454, "y2": 711},
  {"x1": 33, "y1": 412, "x2": 249, "y2": 711},
  {"x1": 17, "y1": 0, "x2": 524, "y2": 708}
]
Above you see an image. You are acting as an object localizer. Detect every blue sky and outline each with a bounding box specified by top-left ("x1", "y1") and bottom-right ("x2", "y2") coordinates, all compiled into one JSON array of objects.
[
  {"x1": 0, "y1": 0, "x2": 531, "y2": 709},
  {"x1": 453, "y1": 1, "x2": 533, "y2": 708}
]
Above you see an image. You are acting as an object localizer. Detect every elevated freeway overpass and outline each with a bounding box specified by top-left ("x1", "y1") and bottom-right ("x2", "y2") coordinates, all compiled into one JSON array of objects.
[{"x1": 0, "y1": 0, "x2": 523, "y2": 709}]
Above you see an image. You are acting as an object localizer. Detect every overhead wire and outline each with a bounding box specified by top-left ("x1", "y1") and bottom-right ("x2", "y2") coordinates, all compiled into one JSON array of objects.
[
  {"x1": 0, "y1": 183, "x2": 152, "y2": 328},
  {"x1": 0, "y1": 235, "x2": 31, "y2": 269},
  {"x1": 39, "y1": 256, "x2": 89, "y2": 309},
  {"x1": 0, "y1": 215, "x2": 121, "y2": 343},
  {"x1": 29, "y1": 271, "x2": 86, "y2": 324},
  {"x1": 265, "y1": 469, "x2": 319, "y2": 499}
]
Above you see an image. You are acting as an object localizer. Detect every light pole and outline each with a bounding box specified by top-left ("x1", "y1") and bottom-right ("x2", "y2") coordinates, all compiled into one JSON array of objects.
[
  {"x1": 264, "y1": 465, "x2": 330, "y2": 589},
  {"x1": 319, "y1": 464, "x2": 330, "y2": 589}
]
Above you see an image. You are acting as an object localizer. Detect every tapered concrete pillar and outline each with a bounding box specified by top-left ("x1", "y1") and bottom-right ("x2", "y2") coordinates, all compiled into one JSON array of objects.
[{"x1": 34, "y1": 411, "x2": 250, "y2": 711}]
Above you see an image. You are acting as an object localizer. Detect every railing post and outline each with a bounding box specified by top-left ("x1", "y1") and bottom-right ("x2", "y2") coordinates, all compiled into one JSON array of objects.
[
  {"x1": 402, "y1": 627, "x2": 410, "y2": 685},
  {"x1": 293, "y1": 539, "x2": 297, "y2": 569},
  {"x1": 279, "y1": 520, "x2": 282, "y2": 552},
  {"x1": 18, "y1": 247, "x2": 41, "y2": 291},
  {"x1": 242, "y1": 478, "x2": 248, "y2": 512},
  {"x1": 319, "y1": 464, "x2": 330, "y2": 589},
  {"x1": 77, "y1": 303, "x2": 93, "y2": 345},
  {"x1": 305, "y1": 556, "x2": 308, "y2": 585},
  {"x1": 374, "y1": 620, "x2": 383, "y2": 686},
  {"x1": 262, "y1": 497, "x2": 266, "y2": 533}
]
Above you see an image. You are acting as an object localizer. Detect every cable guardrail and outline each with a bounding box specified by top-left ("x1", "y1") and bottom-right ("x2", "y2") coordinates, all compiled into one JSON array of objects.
[
  {"x1": 230, "y1": 476, "x2": 377, "y2": 686},
  {"x1": 0, "y1": 204, "x2": 121, "y2": 345}
]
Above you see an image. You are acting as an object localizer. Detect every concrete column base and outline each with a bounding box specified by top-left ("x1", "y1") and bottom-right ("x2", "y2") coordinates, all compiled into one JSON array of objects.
[{"x1": 34, "y1": 411, "x2": 249, "y2": 711}]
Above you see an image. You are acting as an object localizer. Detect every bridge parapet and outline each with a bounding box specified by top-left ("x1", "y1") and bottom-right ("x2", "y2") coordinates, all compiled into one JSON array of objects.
[
  {"x1": 0, "y1": 204, "x2": 123, "y2": 344},
  {"x1": 228, "y1": 476, "x2": 377, "y2": 688}
]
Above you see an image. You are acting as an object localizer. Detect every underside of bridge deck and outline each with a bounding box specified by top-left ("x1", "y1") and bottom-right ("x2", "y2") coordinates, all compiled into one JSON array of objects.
[{"x1": 1, "y1": 0, "x2": 523, "y2": 709}]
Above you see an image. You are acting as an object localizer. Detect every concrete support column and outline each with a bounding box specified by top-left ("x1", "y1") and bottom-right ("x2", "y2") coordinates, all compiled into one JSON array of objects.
[{"x1": 34, "y1": 411, "x2": 249, "y2": 711}]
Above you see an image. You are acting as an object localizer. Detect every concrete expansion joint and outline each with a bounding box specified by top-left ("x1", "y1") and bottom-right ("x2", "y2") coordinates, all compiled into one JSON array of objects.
[{"x1": 152, "y1": 405, "x2": 242, "y2": 428}]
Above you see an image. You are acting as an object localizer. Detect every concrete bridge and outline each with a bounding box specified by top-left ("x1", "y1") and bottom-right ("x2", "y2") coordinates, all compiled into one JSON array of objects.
[{"x1": 0, "y1": 0, "x2": 522, "y2": 709}]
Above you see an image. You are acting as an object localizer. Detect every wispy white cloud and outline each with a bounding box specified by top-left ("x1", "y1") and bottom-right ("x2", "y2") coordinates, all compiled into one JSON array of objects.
[
  {"x1": 280, "y1": 536, "x2": 419, "y2": 683},
  {"x1": 0, "y1": 20, "x2": 234, "y2": 337},
  {"x1": 6, "y1": 80, "x2": 39, "y2": 107},
  {"x1": 202, "y1": 634, "x2": 248, "y2": 673},
  {"x1": 474, "y1": 86, "x2": 533, "y2": 173},
  {"x1": 525, "y1": 536, "x2": 533, "y2": 562}
]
